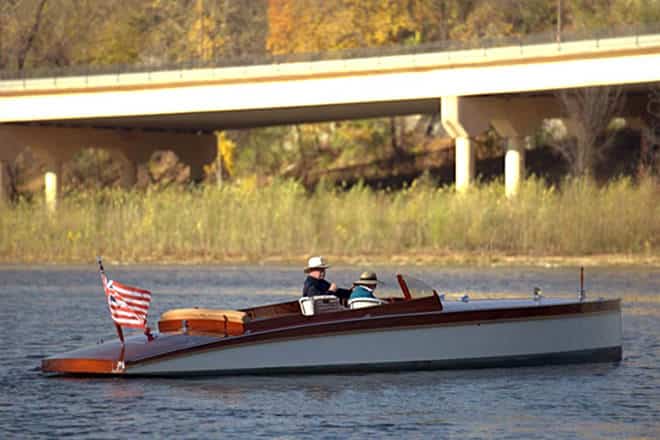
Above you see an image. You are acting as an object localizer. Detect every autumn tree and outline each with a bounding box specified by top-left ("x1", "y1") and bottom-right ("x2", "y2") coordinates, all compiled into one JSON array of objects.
[
  {"x1": 568, "y1": 0, "x2": 660, "y2": 31},
  {"x1": 451, "y1": 0, "x2": 555, "y2": 41},
  {"x1": 266, "y1": 0, "x2": 454, "y2": 54}
]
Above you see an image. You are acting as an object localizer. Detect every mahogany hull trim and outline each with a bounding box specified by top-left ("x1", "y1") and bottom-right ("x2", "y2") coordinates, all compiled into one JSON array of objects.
[{"x1": 42, "y1": 358, "x2": 118, "y2": 375}]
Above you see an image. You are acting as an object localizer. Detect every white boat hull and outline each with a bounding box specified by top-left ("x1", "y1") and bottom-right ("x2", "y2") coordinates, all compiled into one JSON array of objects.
[{"x1": 127, "y1": 309, "x2": 622, "y2": 375}]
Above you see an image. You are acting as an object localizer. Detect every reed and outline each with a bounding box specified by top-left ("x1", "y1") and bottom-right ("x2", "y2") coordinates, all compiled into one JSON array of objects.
[{"x1": 1, "y1": 176, "x2": 658, "y2": 263}]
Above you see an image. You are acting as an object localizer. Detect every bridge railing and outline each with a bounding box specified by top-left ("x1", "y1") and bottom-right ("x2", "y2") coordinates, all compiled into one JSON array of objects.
[{"x1": 1, "y1": 22, "x2": 660, "y2": 81}]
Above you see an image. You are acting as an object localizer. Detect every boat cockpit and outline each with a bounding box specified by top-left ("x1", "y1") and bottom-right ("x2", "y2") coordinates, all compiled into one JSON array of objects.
[{"x1": 157, "y1": 274, "x2": 442, "y2": 337}]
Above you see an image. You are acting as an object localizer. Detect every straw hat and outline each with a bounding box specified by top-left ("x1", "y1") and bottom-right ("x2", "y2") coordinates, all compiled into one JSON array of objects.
[
  {"x1": 304, "y1": 256, "x2": 330, "y2": 273},
  {"x1": 353, "y1": 271, "x2": 380, "y2": 286}
]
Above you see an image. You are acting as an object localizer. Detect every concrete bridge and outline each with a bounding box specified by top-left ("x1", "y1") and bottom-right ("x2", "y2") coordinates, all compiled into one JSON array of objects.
[{"x1": 2, "y1": 30, "x2": 660, "y2": 207}]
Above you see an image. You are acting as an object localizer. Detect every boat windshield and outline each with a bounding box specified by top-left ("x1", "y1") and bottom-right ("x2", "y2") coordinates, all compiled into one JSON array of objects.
[
  {"x1": 399, "y1": 275, "x2": 439, "y2": 299},
  {"x1": 371, "y1": 273, "x2": 438, "y2": 300}
]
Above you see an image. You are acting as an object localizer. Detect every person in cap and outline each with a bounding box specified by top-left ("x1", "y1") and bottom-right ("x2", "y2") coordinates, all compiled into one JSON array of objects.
[
  {"x1": 302, "y1": 256, "x2": 352, "y2": 300},
  {"x1": 349, "y1": 271, "x2": 381, "y2": 300}
]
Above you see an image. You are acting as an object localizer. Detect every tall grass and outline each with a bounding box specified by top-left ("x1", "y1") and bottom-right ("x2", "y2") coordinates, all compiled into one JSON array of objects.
[{"x1": 1, "y1": 176, "x2": 658, "y2": 263}]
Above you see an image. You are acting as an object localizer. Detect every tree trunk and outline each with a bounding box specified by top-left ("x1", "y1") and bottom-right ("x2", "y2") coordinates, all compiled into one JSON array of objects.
[
  {"x1": 553, "y1": 86, "x2": 625, "y2": 177},
  {"x1": 390, "y1": 117, "x2": 404, "y2": 156},
  {"x1": 17, "y1": 0, "x2": 48, "y2": 70}
]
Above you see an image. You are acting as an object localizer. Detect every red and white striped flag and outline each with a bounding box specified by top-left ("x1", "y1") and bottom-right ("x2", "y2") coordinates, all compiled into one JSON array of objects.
[{"x1": 102, "y1": 273, "x2": 152, "y2": 329}]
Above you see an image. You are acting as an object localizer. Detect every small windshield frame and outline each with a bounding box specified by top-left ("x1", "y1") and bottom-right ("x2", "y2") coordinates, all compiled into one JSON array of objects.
[
  {"x1": 397, "y1": 274, "x2": 439, "y2": 299},
  {"x1": 366, "y1": 273, "x2": 439, "y2": 301}
]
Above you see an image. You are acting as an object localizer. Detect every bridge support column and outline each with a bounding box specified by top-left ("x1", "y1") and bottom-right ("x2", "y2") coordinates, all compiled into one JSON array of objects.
[
  {"x1": 441, "y1": 96, "x2": 491, "y2": 193},
  {"x1": 455, "y1": 137, "x2": 475, "y2": 192},
  {"x1": 44, "y1": 161, "x2": 62, "y2": 213},
  {"x1": 491, "y1": 98, "x2": 555, "y2": 197},
  {"x1": 504, "y1": 136, "x2": 526, "y2": 198}
]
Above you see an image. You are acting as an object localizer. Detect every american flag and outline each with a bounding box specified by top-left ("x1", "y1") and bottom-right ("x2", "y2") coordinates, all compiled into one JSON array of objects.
[{"x1": 102, "y1": 273, "x2": 152, "y2": 329}]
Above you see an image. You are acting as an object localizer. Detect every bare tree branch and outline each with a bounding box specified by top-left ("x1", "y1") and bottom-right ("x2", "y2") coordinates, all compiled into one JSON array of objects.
[
  {"x1": 552, "y1": 86, "x2": 626, "y2": 177},
  {"x1": 17, "y1": 0, "x2": 48, "y2": 70}
]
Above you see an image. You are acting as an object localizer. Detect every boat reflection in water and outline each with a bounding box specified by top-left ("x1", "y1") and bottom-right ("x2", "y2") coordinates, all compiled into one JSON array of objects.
[{"x1": 42, "y1": 272, "x2": 622, "y2": 377}]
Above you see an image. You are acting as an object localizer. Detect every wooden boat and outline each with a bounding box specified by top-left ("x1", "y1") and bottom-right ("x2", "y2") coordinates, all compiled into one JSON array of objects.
[{"x1": 42, "y1": 273, "x2": 622, "y2": 376}]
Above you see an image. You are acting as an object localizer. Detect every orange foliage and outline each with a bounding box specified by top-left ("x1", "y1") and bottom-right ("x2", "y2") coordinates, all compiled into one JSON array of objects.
[{"x1": 266, "y1": 0, "x2": 441, "y2": 55}]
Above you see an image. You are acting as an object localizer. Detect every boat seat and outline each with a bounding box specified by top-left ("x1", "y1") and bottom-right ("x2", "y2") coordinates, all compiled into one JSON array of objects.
[
  {"x1": 158, "y1": 308, "x2": 248, "y2": 335},
  {"x1": 348, "y1": 297, "x2": 385, "y2": 309},
  {"x1": 299, "y1": 295, "x2": 344, "y2": 316}
]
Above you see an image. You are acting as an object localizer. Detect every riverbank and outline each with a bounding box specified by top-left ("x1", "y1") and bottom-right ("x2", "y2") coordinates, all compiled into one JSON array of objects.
[
  {"x1": 1, "y1": 176, "x2": 658, "y2": 265},
  {"x1": 5, "y1": 252, "x2": 655, "y2": 268},
  {"x1": 284, "y1": 252, "x2": 660, "y2": 268}
]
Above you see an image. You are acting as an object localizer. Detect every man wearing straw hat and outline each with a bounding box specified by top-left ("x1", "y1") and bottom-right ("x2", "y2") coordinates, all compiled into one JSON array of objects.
[
  {"x1": 349, "y1": 271, "x2": 381, "y2": 301},
  {"x1": 302, "y1": 256, "x2": 352, "y2": 300}
]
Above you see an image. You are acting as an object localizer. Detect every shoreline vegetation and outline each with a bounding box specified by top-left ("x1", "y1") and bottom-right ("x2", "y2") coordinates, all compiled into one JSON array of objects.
[{"x1": 1, "y1": 176, "x2": 659, "y2": 267}]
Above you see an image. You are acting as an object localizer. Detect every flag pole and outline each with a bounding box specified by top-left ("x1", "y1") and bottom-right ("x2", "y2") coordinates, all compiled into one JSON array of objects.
[
  {"x1": 97, "y1": 256, "x2": 125, "y2": 345},
  {"x1": 115, "y1": 324, "x2": 125, "y2": 345}
]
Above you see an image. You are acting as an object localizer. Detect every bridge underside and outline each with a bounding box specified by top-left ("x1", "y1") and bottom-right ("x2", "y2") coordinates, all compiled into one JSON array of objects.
[
  {"x1": 18, "y1": 98, "x2": 442, "y2": 132},
  {"x1": 0, "y1": 88, "x2": 656, "y2": 208}
]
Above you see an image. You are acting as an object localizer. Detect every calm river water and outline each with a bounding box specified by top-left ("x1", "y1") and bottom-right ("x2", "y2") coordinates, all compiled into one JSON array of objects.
[{"x1": 1, "y1": 265, "x2": 658, "y2": 439}]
